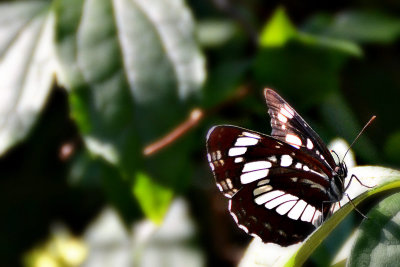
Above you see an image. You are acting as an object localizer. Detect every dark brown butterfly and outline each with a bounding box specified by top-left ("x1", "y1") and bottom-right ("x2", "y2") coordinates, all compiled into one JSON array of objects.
[{"x1": 206, "y1": 89, "x2": 349, "y2": 246}]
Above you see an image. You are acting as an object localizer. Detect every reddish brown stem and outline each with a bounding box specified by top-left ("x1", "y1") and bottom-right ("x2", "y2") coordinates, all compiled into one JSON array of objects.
[
  {"x1": 143, "y1": 108, "x2": 204, "y2": 156},
  {"x1": 143, "y1": 85, "x2": 251, "y2": 156}
]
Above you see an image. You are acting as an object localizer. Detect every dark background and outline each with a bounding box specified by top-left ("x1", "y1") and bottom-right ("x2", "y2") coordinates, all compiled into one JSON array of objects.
[{"x1": 1, "y1": 0, "x2": 400, "y2": 266}]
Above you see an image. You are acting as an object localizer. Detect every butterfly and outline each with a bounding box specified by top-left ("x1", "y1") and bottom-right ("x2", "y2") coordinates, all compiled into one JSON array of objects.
[{"x1": 206, "y1": 89, "x2": 351, "y2": 246}]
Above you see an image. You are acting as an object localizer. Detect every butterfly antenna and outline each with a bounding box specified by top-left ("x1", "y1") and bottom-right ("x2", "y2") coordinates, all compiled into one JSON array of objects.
[{"x1": 342, "y1": 115, "x2": 376, "y2": 161}]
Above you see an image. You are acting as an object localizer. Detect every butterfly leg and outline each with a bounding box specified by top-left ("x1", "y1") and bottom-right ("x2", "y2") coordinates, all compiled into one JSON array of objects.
[
  {"x1": 345, "y1": 193, "x2": 368, "y2": 219},
  {"x1": 321, "y1": 200, "x2": 337, "y2": 222},
  {"x1": 344, "y1": 174, "x2": 374, "y2": 191}
]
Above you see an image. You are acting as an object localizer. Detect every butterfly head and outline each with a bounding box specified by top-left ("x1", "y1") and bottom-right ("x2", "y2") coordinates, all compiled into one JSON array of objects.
[{"x1": 334, "y1": 161, "x2": 348, "y2": 180}]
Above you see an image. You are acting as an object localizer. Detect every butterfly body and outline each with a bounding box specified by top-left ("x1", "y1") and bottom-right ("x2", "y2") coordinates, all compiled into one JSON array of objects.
[{"x1": 206, "y1": 89, "x2": 348, "y2": 246}]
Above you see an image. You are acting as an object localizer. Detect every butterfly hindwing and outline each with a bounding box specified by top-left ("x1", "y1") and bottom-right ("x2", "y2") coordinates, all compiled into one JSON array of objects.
[{"x1": 229, "y1": 181, "x2": 317, "y2": 246}]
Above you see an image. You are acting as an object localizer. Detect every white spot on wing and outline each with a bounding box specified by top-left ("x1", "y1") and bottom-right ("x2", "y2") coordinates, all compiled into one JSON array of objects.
[
  {"x1": 228, "y1": 199, "x2": 232, "y2": 211},
  {"x1": 265, "y1": 193, "x2": 298, "y2": 209},
  {"x1": 230, "y1": 212, "x2": 238, "y2": 223},
  {"x1": 216, "y1": 183, "x2": 223, "y2": 191},
  {"x1": 301, "y1": 205, "x2": 316, "y2": 222},
  {"x1": 280, "y1": 155, "x2": 293, "y2": 167},
  {"x1": 234, "y1": 157, "x2": 244, "y2": 163},
  {"x1": 243, "y1": 161, "x2": 272, "y2": 172},
  {"x1": 209, "y1": 163, "x2": 215, "y2": 171},
  {"x1": 253, "y1": 185, "x2": 273, "y2": 196},
  {"x1": 288, "y1": 199, "x2": 307, "y2": 220},
  {"x1": 238, "y1": 224, "x2": 249, "y2": 233},
  {"x1": 228, "y1": 147, "x2": 247, "y2": 156},
  {"x1": 235, "y1": 137, "x2": 258, "y2": 146},
  {"x1": 278, "y1": 113, "x2": 288, "y2": 123},
  {"x1": 285, "y1": 134, "x2": 302, "y2": 148},
  {"x1": 216, "y1": 150, "x2": 222, "y2": 160},
  {"x1": 276, "y1": 201, "x2": 297, "y2": 215},
  {"x1": 268, "y1": 155, "x2": 277, "y2": 163},
  {"x1": 242, "y1": 132, "x2": 261, "y2": 139},
  {"x1": 240, "y1": 169, "x2": 269, "y2": 184},
  {"x1": 307, "y1": 138, "x2": 314, "y2": 149},
  {"x1": 257, "y1": 179, "x2": 270, "y2": 186},
  {"x1": 226, "y1": 178, "x2": 233, "y2": 189},
  {"x1": 295, "y1": 163, "x2": 302, "y2": 169},
  {"x1": 280, "y1": 106, "x2": 294, "y2": 119},
  {"x1": 303, "y1": 165, "x2": 310, "y2": 171},
  {"x1": 254, "y1": 190, "x2": 285, "y2": 205},
  {"x1": 284, "y1": 104, "x2": 294, "y2": 116},
  {"x1": 207, "y1": 153, "x2": 211, "y2": 162}
]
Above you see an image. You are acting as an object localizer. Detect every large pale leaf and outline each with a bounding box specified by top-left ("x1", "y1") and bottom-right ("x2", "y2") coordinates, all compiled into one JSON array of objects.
[
  {"x1": 348, "y1": 192, "x2": 400, "y2": 266},
  {"x1": 0, "y1": 1, "x2": 55, "y2": 155},
  {"x1": 55, "y1": 0, "x2": 205, "y2": 222},
  {"x1": 239, "y1": 166, "x2": 400, "y2": 267}
]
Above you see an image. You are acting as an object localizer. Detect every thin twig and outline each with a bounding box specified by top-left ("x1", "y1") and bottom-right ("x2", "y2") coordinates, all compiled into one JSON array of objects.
[
  {"x1": 143, "y1": 108, "x2": 204, "y2": 156},
  {"x1": 143, "y1": 85, "x2": 251, "y2": 156}
]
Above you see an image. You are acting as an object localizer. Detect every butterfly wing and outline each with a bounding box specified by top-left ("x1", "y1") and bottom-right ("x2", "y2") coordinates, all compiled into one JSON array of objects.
[
  {"x1": 264, "y1": 89, "x2": 337, "y2": 170},
  {"x1": 206, "y1": 125, "x2": 335, "y2": 245}
]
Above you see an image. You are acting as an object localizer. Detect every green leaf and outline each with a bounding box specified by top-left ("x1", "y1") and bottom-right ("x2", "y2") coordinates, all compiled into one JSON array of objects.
[
  {"x1": 259, "y1": 7, "x2": 361, "y2": 56},
  {"x1": 298, "y1": 33, "x2": 362, "y2": 57},
  {"x1": 384, "y1": 131, "x2": 400, "y2": 163},
  {"x1": 197, "y1": 19, "x2": 237, "y2": 47},
  {"x1": 133, "y1": 172, "x2": 173, "y2": 225},
  {"x1": 259, "y1": 7, "x2": 297, "y2": 47},
  {"x1": 54, "y1": 0, "x2": 205, "y2": 201},
  {"x1": 0, "y1": 1, "x2": 55, "y2": 155},
  {"x1": 68, "y1": 150, "x2": 142, "y2": 224},
  {"x1": 348, "y1": 192, "x2": 400, "y2": 266},
  {"x1": 304, "y1": 10, "x2": 400, "y2": 44}
]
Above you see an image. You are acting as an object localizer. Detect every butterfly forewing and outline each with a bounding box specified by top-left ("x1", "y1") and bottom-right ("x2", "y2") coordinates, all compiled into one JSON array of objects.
[{"x1": 265, "y1": 89, "x2": 337, "y2": 170}]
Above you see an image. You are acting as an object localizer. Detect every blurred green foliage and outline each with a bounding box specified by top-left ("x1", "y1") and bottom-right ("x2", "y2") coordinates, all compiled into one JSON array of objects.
[{"x1": 1, "y1": 0, "x2": 400, "y2": 266}]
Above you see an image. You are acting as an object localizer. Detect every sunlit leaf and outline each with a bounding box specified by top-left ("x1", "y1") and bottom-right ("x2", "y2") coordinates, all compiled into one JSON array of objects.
[
  {"x1": 259, "y1": 7, "x2": 361, "y2": 56},
  {"x1": 347, "y1": 192, "x2": 400, "y2": 267},
  {"x1": 0, "y1": 1, "x2": 55, "y2": 155},
  {"x1": 133, "y1": 172, "x2": 173, "y2": 224},
  {"x1": 259, "y1": 7, "x2": 297, "y2": 47}
]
